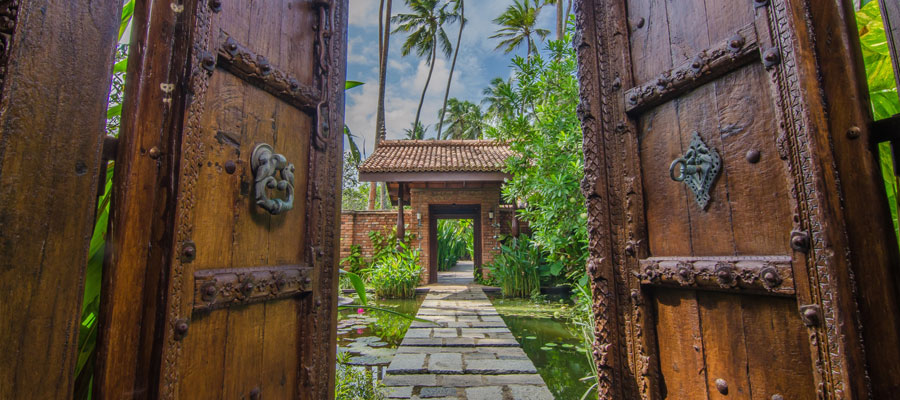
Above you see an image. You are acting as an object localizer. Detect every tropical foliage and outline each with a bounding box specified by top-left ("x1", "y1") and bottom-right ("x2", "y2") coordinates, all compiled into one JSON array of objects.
[
  {"x1": 403, "y1": 121, "x2": 428, "y2": 140},
  {"x1": 486, "y1": 235, "x2": 545, "y2": 298},
  {"x1": 392, "y1": 0, "x2": 459, "y2": 135},
  {"x1": 857, "y1": 1, "x2": 900, "y2": 245},
  {"x1": 487, "y1": 32, "x2": 588, "y2": 285},
  {"x1": 436, "y1": 0, "x2": 466, "y2": 138},
  {"x1": 335, "y1": 352, "x2": 386, "y2": 400},
  {"x1": 368, "y1": 244, "x2": 423, "y2": 299},
  {"x1": 436, "y1": 219, "x2": 473, "y2": 270},
  {"x1": 437, "y1": 98, "x2": 484, "y2": 139},
  {"x1": 491, "y1": 0, "x2": 550, "y2": 57}
]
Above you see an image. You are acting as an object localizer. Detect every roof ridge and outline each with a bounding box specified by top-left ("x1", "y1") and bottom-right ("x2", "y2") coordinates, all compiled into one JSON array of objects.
[{"x1": 378, "y1": 139, "x2": 506, "y2": 147}]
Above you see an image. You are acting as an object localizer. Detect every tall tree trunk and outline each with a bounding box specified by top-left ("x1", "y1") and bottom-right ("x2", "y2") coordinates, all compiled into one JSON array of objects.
[
  {"x1": 436, "y1": 1, "x2": 464, "y2": 140},
  {"x1": 563, "y1": 0, "x2": 572, "y2": 34},
  {"x1": 556, "y1": 0, "x2": 563, "y2": 39},
  {"x1": 369, "y1": 0, "x2": 393, "y2": 210},
  {"x1": 413, "y1": 44, "x2": 437, "y2": 138},
  {"x1": 376, "y1": 0, "x2": 392, "y2": 142},
  {"x1": 526, "y1": 34, "x2": 532, "y2": 58}
]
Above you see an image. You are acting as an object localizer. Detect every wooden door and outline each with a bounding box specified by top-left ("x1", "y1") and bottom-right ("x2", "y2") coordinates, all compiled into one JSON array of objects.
[
  {"x1": 575, "y1": 0, "x2": 900, "y2": 399},
  {"x1": 95, "y1": 0, "x2": 347, "y2": 399},
  {"x1": 0, "y1": 0, "x2": 122, "y2": 398}
]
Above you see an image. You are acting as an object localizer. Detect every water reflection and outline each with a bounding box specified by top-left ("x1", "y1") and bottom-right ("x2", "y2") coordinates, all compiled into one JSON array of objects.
[{"x1": 336, "y1": 294, "x2": 425, "y2": 379}]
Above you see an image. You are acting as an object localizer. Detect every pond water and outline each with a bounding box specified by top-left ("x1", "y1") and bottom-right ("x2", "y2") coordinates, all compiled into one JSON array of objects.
[
  {"x1": 336, "y1": 293, "x2": 425, "y2": 378},
  {"x1": 489, "y1": 295, "x2": 595, "y2": 400}
]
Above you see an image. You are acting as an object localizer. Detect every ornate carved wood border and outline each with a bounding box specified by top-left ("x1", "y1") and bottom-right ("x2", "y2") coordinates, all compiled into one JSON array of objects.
[
  {"x1": 752, "y1": 1, "x2": 866, "y2": 397},
  {"x1": 215, "y1": 31, "x2": 321, "y2": 115},
  {"x1": 638, "y1": 256, "x2": 795, "y2": 295},
  {"x1": 574, "y1": 0, "x2": 653, "y2": 398},
  {"x1": 624, "y1": 23, "x2": 760, "y2": 115},
  {"x1": 192, "y1": 265, "x2": 314, "y2": 312},
  {"x1": 158, "y1": 0, "x2": 215, "y2": 398}
]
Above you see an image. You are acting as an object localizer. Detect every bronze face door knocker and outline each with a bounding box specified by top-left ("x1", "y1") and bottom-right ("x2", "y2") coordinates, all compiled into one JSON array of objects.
[
  {"x1": 669, "y1": 131, "x2": 722, "y2": 210},
  {"x1": 251, "y1": 143, "x2": 294, "y2": 215}
]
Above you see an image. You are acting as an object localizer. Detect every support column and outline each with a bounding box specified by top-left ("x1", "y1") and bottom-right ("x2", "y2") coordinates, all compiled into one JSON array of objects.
[{"x1": 397, "y1": 183, "x2": 405, "y2": 243}]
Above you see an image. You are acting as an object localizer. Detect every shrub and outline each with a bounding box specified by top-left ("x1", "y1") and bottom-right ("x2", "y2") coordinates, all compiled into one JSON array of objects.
[
  {"x1": 339, "y1": 244, "x2": 366, "y2": 289},
  {"x1": 368, "y1": 244, "x2": 422, "y2": 299},
  {"x1": 335, "y1": 352, "x2": 385, "y2": 400},
  {"x1": 437, "y1": 219, "x2": 473, "y2": 271},
  {"x1": 485, "y1": 235, "x2": 542, "y2": 298}
]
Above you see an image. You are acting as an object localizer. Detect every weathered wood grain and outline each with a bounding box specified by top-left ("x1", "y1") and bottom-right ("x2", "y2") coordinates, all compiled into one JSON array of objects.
[{"x1": 0, "y1": 0, "x2": 120, "y2": 398}]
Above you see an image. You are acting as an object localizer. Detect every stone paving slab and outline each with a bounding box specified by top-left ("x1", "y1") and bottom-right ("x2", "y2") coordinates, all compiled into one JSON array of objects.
[{"x1": 382, "y1": 284, "x2": 552, "y2": 399}]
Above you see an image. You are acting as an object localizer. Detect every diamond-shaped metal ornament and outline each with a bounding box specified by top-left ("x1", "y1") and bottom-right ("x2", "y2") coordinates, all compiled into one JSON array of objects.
[{"x1": 668, "y1": 132, "x2": 722, "y2": 210}]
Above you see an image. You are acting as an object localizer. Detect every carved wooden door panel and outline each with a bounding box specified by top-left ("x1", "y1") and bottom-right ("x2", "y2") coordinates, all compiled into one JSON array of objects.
[
  {"x1": 575, "y1": 0, "x2": 900, "y2": 399},
  {"x1": 95, "y1": 0, "x2": 346, "y2": 399}
]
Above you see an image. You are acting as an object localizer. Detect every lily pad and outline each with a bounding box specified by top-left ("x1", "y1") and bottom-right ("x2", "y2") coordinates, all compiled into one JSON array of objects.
[
  {"x1": 561, "y1": 343, "x2": 575, "y2": 349},
  {"x1": 544, "y1": 342, "x2": 557, "y2": 347},
  {"x1": 525, "y1": 336, "x2": 537, "y2": 340},
  {"x1": 540, "y1": 346, "x2": 553, "y2": 351}
]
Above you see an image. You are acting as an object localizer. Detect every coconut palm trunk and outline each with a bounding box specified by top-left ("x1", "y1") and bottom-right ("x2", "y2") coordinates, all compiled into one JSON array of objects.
[
  {"x1": 369, "y1": 0, "x2": 393, "y2": 210},
  {"x1": 555, "y1": 0, "x2": 563, "y2": 39},
  {"x1": 436, "y1": 0, "x2": 464, "y2": 139},
  {"x1": 413, "y1": 44, "x2": 437, "y2": 137}
]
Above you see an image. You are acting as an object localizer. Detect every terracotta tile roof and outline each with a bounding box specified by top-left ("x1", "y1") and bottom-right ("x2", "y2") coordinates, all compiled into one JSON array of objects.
[{"x1": 358, "y1": 140, "x2": 513, "y2": 173}]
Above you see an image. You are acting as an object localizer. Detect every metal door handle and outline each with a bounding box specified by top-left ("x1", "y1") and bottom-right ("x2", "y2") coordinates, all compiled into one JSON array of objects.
[
  {"x1": 251, "y1": 143, "x2": 294, "y2": 215},
  {"x1": 668, "y1": 131, "x2": 721, "y2": 210}
]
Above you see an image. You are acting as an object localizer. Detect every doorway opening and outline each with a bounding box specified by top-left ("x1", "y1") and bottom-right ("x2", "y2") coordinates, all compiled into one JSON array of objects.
[{"x1": 428, "y1": 204, "x2": 482, "y2": 283}]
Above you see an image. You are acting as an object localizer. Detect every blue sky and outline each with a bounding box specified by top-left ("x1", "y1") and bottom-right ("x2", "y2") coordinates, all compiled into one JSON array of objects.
[{"x1": 344, "y1": 0, "x2": 557, "y2": 157}]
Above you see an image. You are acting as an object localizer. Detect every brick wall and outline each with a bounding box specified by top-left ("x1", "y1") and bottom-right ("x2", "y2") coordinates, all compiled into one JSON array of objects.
[
  {"x1": 339, "y1": 184, "x2": 521, "y2": 284},
  {"x1": 339, "y1": 210, "x2": 419, "y2": 265}
]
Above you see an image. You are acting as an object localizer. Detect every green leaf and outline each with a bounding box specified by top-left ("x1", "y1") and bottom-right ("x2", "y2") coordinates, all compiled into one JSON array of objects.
[
  {"x1": 341, "y1": 270, "x2": 368, "y2": 306},
  {"x1": 345, "y1": 80, "x2": 364, "y2": 90},
  {"x1": 107, "y1": 103, "x2": 123, "y2": 119},
  {"x1": 119, "y1": 0, "x2": 135, "y2": 41},
  {"x1": 339, "y1": 305, "x2": 434, "y2": 323},
  {"x1": 113, "y1": 58, "x2": 128, "y2": 74}
]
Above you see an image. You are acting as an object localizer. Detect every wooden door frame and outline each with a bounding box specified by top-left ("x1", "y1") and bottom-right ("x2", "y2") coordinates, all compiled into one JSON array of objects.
[
  {"x1": 427, "y1": 204, "x2": 482, "y2": 284},
  {"x1": 573, "y1": 0, "x2": 900, "y2": 398}
]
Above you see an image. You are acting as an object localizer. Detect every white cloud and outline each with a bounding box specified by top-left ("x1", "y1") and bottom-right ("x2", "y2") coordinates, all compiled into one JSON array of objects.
[{"x1": 349, "y1": 0, "x2": 380, "y2": 28}]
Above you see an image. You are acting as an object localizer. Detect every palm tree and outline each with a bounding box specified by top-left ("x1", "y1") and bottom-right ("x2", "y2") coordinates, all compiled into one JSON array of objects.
[
  {"x1": 369, "y1": 0, "x2": 393, "y2": 210},
  {"x1": 439, "y1": 98, "x2": 484, "y2": 140},
  {"x1": 481, "y1": 77, "x2": 520, "y2": 121},
  {"x1": 392, "y1": 0, "x2": 456, "y2": 138},
  {"x1": 490, "y1": 0, "x2": 549, "y2": 57},
  {"x1": 435, "y1": 0, "x2": 465, "y2": 139},
  {"x1": 404, "y1": 121, "x2": 428, "y2": 140}
]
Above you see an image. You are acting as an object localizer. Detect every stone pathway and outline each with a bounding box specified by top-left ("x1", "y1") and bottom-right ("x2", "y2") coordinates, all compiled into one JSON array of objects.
[{"x1": 382, "y1": 264, "x2": 553, "y2": 399}]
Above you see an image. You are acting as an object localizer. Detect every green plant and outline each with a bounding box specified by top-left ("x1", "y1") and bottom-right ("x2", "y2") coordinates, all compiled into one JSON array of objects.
[
  {"x1": 335, "y1": 352, "x2": 386, "y2": 400},
  {"x1": 75, "y1": 3, "x2": 134, "y2": 397},
  {"x1": 367, "y1": 244, "x2": 423, "y2": 299},
  {"x1": 486, "y1": 31, "x2": 588, "y2": 285},
  {"x1": 339, "y1": 244, "x2": 366, "y2": 289},
  {"x1": 437, "y1": 219, "x2": 473, "y2": 270},
  {"x1": 857, "y1": 1, "x2": 900, "y2": 247},
  {"x1": 486, "y1": 235, "x2": 542, "y2": 297},
  {"x1": 571, "y1": 281, "x2": 598, "y2": 399}
]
